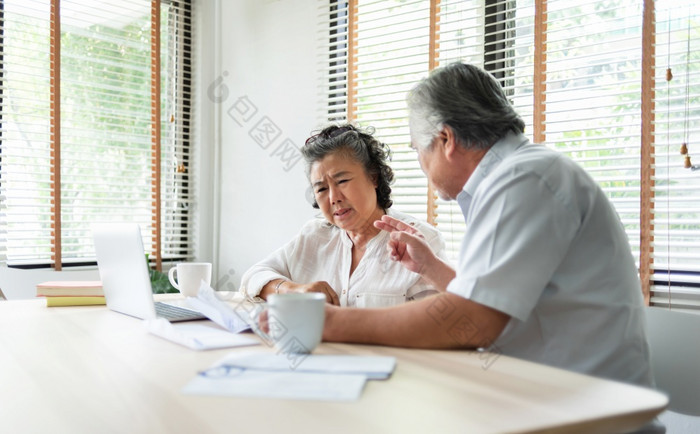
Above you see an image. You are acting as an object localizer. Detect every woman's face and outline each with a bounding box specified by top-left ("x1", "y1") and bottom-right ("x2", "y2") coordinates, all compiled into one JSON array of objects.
[{"x1": 310, "y1": 151, "x2": 381, "y2": 232}]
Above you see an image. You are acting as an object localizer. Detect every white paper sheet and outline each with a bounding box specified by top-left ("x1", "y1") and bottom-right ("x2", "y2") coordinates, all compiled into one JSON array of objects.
[
  {"x1": 182, "y1": 369, "x2": 367, "y2": 401},
  {"x1": 185, "y1": 282, "x2": 261, "y2": 334},
  {"x1": 181, "y1": 351, "x2": 395, "y2": 401},
  {"x1": 213, "y1": 352, "x2": 397, "y2": 380},
  {"x1": 145, "y1": 318, "x2": 259, "y2": 351}
]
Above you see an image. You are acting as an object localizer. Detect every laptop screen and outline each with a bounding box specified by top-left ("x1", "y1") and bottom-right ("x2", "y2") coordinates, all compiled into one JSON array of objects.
[{"x1": 92, "y1": 223, "x2": 157, "y2": 320}]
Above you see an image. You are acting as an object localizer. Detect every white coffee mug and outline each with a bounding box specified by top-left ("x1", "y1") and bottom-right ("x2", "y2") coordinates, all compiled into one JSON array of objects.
[
  {"x1": 267, "y1": 293, "x2": 325, "y2": 354},
  {"x1": 168, "y1": 262, "x2": 212, "y2": 297}
]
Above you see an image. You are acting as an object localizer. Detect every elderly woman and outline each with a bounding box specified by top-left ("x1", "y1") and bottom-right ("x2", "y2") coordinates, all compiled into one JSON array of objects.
[{"x1": 241, "y1": 124, "x2": 446, "y2": 307}]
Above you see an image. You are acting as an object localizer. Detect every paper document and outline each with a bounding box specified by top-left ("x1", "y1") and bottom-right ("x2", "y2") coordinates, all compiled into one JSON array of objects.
[
  {"x1": 182, "y1": 351, "x2": 396, "y2": 401},
  {"x1": 213, "y1": 352, "x2": 397, "y2": 380},
  {"x1": 182, "y1": 369, "x2": 367, "y2": 401},
  {"x1": 145, "y1": 318, "x2": 259, "y2": 351},
  {"x1": 185, "y1": 282, "x2": 260, "y2": 334}
]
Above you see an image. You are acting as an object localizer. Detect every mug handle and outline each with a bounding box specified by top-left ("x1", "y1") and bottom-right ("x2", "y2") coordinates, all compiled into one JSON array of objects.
[{"x1": 168, "y1": 267, "x2": 180, "y2": 289}]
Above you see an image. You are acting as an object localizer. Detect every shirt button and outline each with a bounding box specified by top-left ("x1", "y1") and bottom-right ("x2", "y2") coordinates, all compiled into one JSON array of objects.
[{"x1": 342, "y1": 290, "x2": 346, "y2": 294}]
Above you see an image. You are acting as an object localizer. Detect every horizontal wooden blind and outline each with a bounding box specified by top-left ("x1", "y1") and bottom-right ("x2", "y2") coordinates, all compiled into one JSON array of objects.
[
  {"x1": 349, "y1": 0, "x2": 432, "y2": 223},
  {"x1": 432, "y1": 0, "x2": 532, "y2": 261},
  {"x1": 1, "y1": 0, "x2": 53, "y2": 264},
  {"x1": 649, "y1": 0, "x2": 700, "y2": 312},
  {"x1": 316, "y1": 0, "x2": 350, "y2": 125},
  {"x1": 317, "y1": 0, "x2": 700, "y2": 310},
  {"x1": 0, "y1": 0, "x2": 195, "y2": 268},
  {"x1": 159, "y1": 0, "x2": 195, "y2": 264}
]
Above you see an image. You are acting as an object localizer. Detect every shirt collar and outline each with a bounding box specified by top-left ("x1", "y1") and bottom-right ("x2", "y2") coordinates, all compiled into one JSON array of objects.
[{"x1": 456, "y1": 131, "x2": 530, "y2": 209}]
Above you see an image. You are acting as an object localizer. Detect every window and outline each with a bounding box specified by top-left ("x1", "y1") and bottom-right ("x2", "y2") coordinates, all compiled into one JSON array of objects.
[
  {"x1": 318, "y1": 0, "x2": 700, "y2": 311},
  {"x1": 0, "y1": 0, "x2": 194, "y2": 270}
]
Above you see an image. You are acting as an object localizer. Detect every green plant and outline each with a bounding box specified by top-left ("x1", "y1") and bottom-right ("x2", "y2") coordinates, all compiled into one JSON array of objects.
[{"x1": 146, "y1": 254, "x2": 178, "y2": 294}]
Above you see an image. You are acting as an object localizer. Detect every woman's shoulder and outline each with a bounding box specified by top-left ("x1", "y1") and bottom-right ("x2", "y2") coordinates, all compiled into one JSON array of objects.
[{"x1": 297, "y1": 215, "x2": 340, "y2": 239}]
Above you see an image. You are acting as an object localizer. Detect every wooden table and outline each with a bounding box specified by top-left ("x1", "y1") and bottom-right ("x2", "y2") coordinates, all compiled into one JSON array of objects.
[{"x1": 0, "y1": 297, "x2": 667, "y2": 433}]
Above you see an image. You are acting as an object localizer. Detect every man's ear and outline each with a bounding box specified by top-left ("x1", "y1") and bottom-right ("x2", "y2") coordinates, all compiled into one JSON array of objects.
[{"x1": 441, "y1": 125, "x2": 460, "y2": 160}]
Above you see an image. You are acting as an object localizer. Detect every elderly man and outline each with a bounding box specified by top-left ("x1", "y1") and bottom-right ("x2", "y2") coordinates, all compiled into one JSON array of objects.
[{"x1": 323, "y1": 63, "x2": 656, "y2": 398}]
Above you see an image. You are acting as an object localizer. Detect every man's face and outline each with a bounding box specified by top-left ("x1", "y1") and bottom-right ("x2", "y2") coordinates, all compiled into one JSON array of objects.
[
  {"x1": 413, "y1": 139, "x2": 455, "y2": 201},
  {"x1": 409, "y1": 115, "x2": 456, "y2": 201}
]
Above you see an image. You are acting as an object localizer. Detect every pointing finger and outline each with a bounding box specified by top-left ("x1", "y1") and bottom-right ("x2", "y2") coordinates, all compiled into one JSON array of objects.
[
  {"x1": 390, "y1": 229, "x2": 421, "y2": 245},
  {"x1": 375, "y1": 215, "x2": 420, "y2": 235}
]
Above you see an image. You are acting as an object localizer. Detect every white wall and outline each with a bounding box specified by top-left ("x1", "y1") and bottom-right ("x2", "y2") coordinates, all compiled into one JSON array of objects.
[{"x1": 207, "y1": 0, "x2": 319, "y2": 292}]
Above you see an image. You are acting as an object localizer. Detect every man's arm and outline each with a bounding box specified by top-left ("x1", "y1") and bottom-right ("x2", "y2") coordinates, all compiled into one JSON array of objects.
[{"x1": 323, "y1": 292, "x2": 510, "y2": 349}]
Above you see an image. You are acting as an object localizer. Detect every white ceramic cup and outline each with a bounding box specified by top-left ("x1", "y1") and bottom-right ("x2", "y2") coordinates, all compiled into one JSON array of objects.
[
  {"x1": 168, "y1": 262, "x2": 212, "y2": 297},
  {"x1": 267, "y1": 293, "x2": 326, "y2": 354}
]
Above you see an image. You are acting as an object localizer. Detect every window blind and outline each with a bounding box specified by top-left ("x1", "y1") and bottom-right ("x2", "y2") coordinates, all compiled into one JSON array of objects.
[
  {"x1": 650, "y1": 1, "x2": 700, "y2": 311},
  {"x1": 353, "y1": 0, "x2": 432, "y2": 223},
  {"x1": 59, "y1": 0, "x2": 155, "y2": 263},
  {"x1": 435, "y1": 1, "x2": 648, "y2": 267},
  {"x1": 0, "y1": 0, "x2": 53, "y2": 264},
  {"x1": 541, "y1": 0, "x2": 645, "y2": 265},
  {"x1": 317, "y1": 0, "x2": 432, "y2": 226},
  {"x1": 160, "y1": 0, "x2": 194, "y2": 263},
  {"x1": 433, "y1": 0, "x2": 532, "y2": 260},
  {"x1": 0, "y1": 0, "x2": 194, "y2": 268},
  {"x1": 317, "y1": 0, "x2": 350, "y2": 124},
  {"x1": 318, "y1": 0, "x2": 699, "y2": 309}
]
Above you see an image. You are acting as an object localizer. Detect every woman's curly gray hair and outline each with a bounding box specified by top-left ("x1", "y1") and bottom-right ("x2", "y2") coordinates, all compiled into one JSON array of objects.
[{"x1": 301, "y1": 124, "x2": 394, "y2": 210}]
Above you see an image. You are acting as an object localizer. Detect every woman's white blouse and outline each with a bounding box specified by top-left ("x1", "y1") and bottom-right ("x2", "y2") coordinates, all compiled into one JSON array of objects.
[{"x1": 241, "y1": 209, "x2": 446, "y2": 308}]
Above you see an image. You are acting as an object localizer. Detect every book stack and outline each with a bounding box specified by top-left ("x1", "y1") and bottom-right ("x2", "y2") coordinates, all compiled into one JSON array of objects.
[{"x1": 36, "y1": 281, "x2": 105, "y2": 307}]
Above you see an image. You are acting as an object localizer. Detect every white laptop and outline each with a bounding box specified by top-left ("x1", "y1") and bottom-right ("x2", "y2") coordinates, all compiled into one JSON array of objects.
[{"x1": 92, "y1": 223, "x2": 205, "y2": 322}]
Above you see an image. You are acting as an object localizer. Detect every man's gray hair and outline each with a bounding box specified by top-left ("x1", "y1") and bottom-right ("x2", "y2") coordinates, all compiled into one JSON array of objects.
[{"x1": 407, "y1": 63, "x2": 525, "y2": 150}]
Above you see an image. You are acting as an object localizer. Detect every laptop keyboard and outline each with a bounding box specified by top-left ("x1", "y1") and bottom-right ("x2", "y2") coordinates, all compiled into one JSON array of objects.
[{"x1": 154, "y1": 301, "x2": 206, "y2": 322}]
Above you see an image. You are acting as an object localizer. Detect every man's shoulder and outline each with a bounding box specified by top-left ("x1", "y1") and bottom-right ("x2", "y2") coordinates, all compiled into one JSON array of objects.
[
  {"x1": 509, "y1": 141, "x2": 560, "y2": 164},
  {"x1": 500, "y1": 141, "x2": 587, "y2": 185},
  {"x1": 497, "y1": 141, "x2": 601, "y2": 218}
]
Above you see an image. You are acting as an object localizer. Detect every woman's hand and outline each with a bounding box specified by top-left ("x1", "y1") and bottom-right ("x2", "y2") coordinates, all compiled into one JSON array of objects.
[{"x1": 280, "y1": 280, "x2": 340, "y2": 306}]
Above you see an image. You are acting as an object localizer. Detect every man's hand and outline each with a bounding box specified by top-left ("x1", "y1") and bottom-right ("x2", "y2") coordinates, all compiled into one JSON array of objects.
[
  {"x1": 374, "y1": 215, "x2": 436, "y2": 274},
  {"x1": 374, "y1": 215, "x2": 456, "y2": 291}
]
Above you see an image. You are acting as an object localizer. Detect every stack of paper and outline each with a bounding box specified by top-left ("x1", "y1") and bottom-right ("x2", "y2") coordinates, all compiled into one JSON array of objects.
[
  {"x1": 36, "y1": 281, "x2": 105, "y2": 307},
  {"x1": 185, "y1": 283, "x2": 257, "y2": 334},
  {"x1": 183, "y1": 352, "x2": 397, "y2": 401},
  {"x1": 145, "y1": 283, "x2": 261, "y2": 351},
  {"x1": 145, "y1": 318, "x2": 259, "y2": 351}
]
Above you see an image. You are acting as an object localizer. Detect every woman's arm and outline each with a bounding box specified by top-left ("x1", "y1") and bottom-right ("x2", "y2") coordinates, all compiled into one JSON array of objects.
[
  {"x1": 260, "y1": 279, "x2": 339, "y2": 305},
  {"x1": 239, "y1": 244, "x2": 291, "y2": 299}
]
